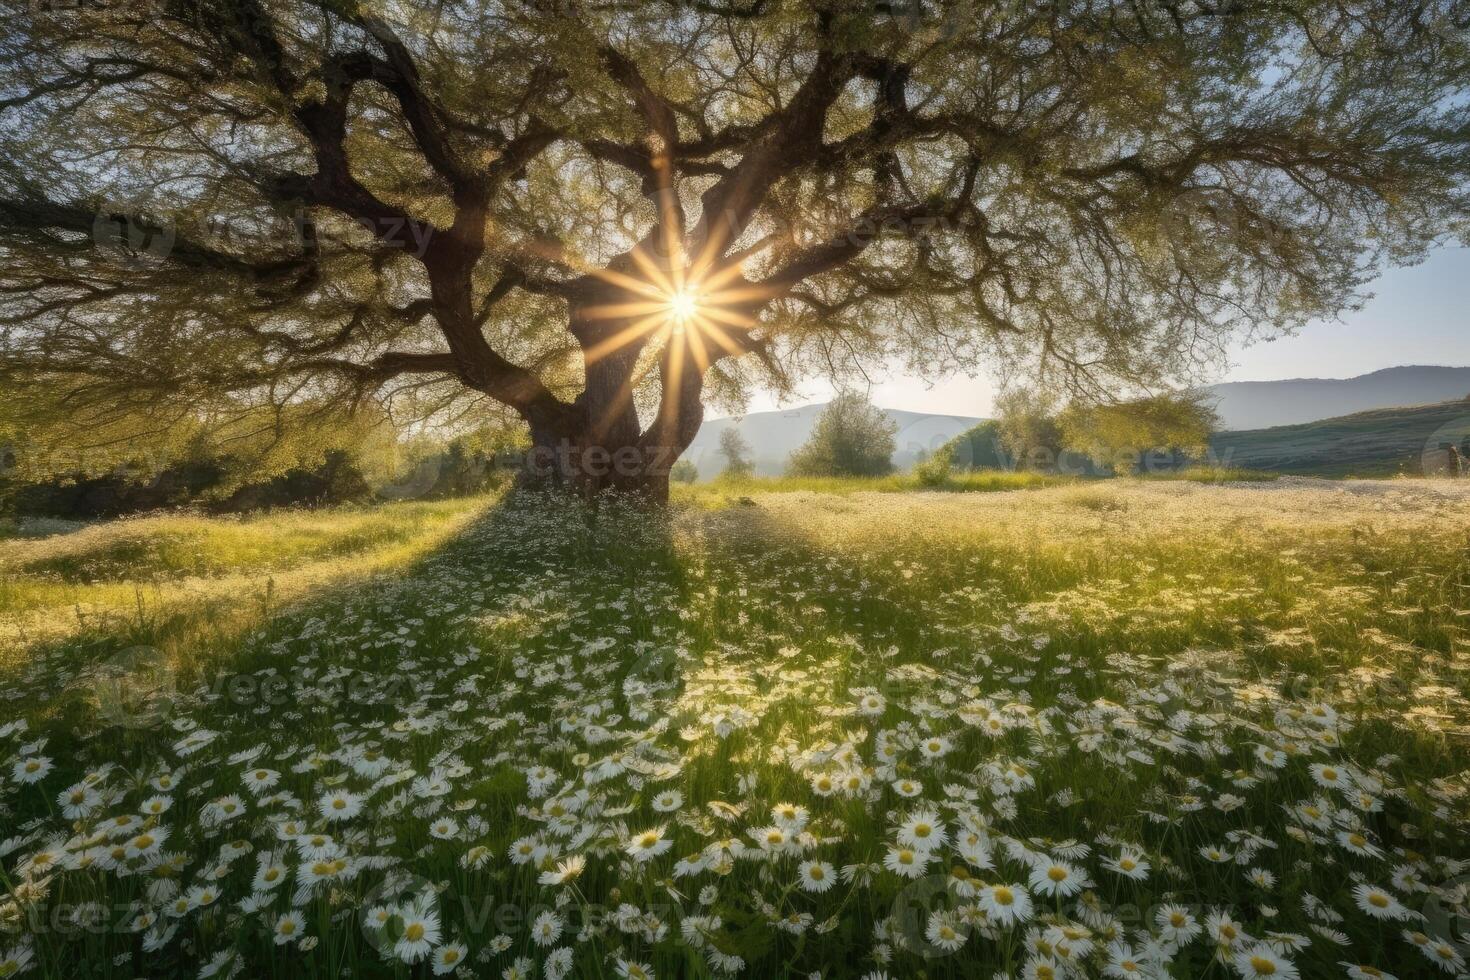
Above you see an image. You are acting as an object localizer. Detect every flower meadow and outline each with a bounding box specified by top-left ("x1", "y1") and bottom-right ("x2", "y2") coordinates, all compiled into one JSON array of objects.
[{"x1": 2, "y1": 480, "x2": 1469, "y2": 979}]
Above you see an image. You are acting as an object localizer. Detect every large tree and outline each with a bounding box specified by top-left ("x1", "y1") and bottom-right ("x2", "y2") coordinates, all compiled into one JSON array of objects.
[{"x1": 0, "y1": 0, "x2": 1466, "y2": 499}]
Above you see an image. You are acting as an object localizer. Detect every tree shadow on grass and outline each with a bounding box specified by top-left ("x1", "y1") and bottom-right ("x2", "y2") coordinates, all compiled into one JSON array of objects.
[{"x1": 0, "y1": 489, "x2": 703, "y2": 780}]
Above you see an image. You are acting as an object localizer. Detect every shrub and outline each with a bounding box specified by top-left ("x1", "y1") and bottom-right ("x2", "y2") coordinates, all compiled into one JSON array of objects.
[
  {"x1": 911, "y1": 445, "x2": 955, "y2": 487},
  {"x1": 718, "y1": 428, "x2": 754, "y2": 478},
  {"x1": 787, "y1": 393, "x2": 896, "y2": 477}
]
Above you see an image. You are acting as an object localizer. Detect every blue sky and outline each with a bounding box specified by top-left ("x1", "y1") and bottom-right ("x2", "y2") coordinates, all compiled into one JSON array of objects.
[{"x1": 737, "y1": 246, "x2": 1470, "y2": 419}]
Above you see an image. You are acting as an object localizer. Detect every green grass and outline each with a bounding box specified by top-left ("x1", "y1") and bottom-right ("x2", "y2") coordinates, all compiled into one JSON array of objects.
[
  {"x1": 0, "y1": 497, "x2": 489, "y2": 681},
  {"x1": 674, "y1": 469, "x2": 1068, "y2": 502},
  {"x1": 1, "y1": 483, "x2": 1468, "y2": 979},
  {"x1": 1133, "y1": 465, "x2": 1282, "y2": 483}
]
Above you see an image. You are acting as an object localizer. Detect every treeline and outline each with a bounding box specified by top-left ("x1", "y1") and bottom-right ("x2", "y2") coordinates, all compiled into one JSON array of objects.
[
  {"x1": 702, "y1": 390, "x2": 1217, "y2": 483},
  {"x1": 0, "y1": 441, "x2": 510, "y2": 521},
  {"x1": 929, "y1": 389, "x2": 1220, "y2": 479}
]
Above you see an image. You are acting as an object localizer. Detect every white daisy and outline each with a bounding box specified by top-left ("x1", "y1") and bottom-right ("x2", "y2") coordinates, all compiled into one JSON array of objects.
[{"x1": 798, "y1": 860, "x2": 836, "y2": 893}]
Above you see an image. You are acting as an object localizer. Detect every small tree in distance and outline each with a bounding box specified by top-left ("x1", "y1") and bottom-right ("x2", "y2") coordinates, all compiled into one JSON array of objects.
[
  {"x1": 670, "y1": 459, "x2": 699, "y2": 484},
  {"x1": 1060, "y1": 393, "x2": 1220, "y2": 474},
  {"x1": 787, "y1": 394, "x2": 896, "y2": 478},
  {"x1": 993, "y1": 389, "x2": 1066, "y2": 472},
  {"x1": 718, "y1": 428, "x2": 754, "y2": 479}
]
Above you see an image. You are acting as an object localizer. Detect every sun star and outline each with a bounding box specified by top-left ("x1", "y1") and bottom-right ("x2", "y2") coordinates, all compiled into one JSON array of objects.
[{"x1": 667, "y1": 288, "x2": 700, "y2": 329}]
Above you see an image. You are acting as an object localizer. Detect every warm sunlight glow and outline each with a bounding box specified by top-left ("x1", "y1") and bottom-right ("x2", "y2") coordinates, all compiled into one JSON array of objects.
[{"x1": 667, "y1": 289, "x2": 700, "y2": 330}]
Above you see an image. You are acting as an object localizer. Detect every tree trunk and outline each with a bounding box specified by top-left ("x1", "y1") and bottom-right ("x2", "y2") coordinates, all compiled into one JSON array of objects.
[
  {"x1": 512, "y1": 295, "x2": 700, "y2": 504},
  {"x1": 517, "y1": 423, "x2": 678, "y2": 503}
]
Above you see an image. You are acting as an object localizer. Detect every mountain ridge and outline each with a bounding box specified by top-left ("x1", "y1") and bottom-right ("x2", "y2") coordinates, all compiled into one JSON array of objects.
[
  {"x1": 1202, "y1": 365, "x2": 1470, "y2": 430},
  {"x1": 683, "y1": 403, "x2": 984, "y2": 479}
]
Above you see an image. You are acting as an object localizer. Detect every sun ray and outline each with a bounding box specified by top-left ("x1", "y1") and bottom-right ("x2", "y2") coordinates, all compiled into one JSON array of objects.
[
  {"x1": 692, "y1": 257, "x2": 753, "y2": 296},
  {"x1": 585, "y1": 259, "x2": 672, "y2": 300},
  {"x1": 698, "y1": 281, "x2": 782, "y2": 307},
  {"x1": 626, "y1": 246, "x2": 676, "y2": 297},
  {"x1": 581, "y1": 313, "x2": 671, "y2": 365},
  {"x1": 579, "y1": 300, "x2": 676, "y2": 321},
  {"x1": 588, "y1": 328, "x2": 667, "y2": 439},
  {"x1": 695, "y1": 318, "x2": 754, "y2": 360},
  {"x1": 690, "y1": 303, "x2": 758, "y2": 331},
  {"x1": 683, "y1": 315, "x2": 713, "y2": 373},
  {"x1": 661, "y1": 326, "x2": 688, "y2": 430}
]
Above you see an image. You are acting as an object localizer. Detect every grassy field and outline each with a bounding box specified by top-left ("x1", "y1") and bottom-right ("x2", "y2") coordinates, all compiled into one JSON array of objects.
[
  {"x1": 675, "y1": 469, "x2": 1069, "y2": 498},
  {"x1": 1134, "y1": 466, "x2": 1282, "y2": 484},
  {"x1": 0, "y1": 498, "x2": 488, "y2": 686},
  {"x1": 2, "y1": 481, "x2": 1469, "y2": 979}
]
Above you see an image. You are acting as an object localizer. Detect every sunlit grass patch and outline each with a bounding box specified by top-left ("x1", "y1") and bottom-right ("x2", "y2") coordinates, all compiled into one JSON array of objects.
[
  {"x1": 0, "y1": 497, "x2": 490, "y2": 677},
  {"x1": 674, "y1": 469, "x2": 1068, "y2": 504}
]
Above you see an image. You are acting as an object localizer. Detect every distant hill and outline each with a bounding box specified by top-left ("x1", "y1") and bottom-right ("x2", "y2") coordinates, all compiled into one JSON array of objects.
[
  {"x1": 682, "y1": 404, "x2": 983, "y2": 479},
  {"x1": 682, "y1": 366, "x2": 1470, "y2": 479},
  {"x1": 1209, "y1": 398, "x2": 1470, "y2": 477},
  {"x1": 1204, "y1": 366, "x2": 1470, "y2": 430}
]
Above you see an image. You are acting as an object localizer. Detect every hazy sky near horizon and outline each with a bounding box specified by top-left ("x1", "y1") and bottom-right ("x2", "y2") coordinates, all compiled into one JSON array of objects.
[{"x1": 729, "y1": 246, "x2": 1470, "y2": 420}]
